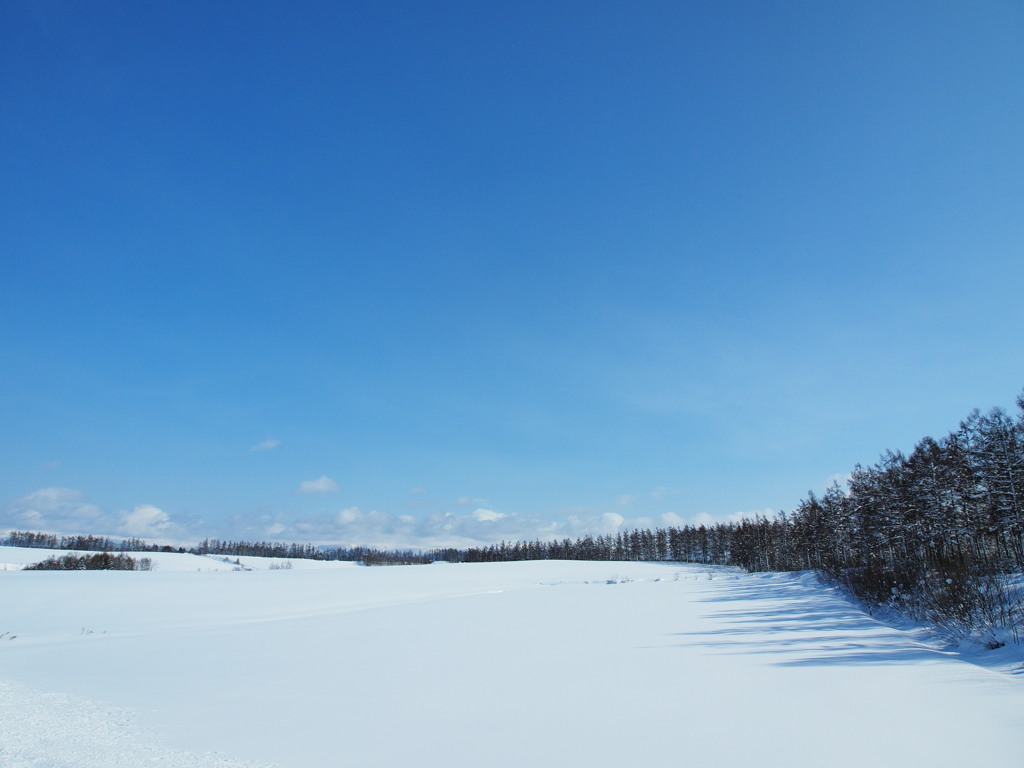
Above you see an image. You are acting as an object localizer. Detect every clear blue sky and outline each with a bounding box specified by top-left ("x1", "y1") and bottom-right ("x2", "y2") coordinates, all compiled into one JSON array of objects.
[{"x1": 2, "y1": 1, "x2": 1023, "y2": 548}]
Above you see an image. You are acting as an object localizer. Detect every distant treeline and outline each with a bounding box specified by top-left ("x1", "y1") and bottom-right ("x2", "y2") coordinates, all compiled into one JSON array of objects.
[
  {"x1": 23, "y1": 552, "x2": 153, "y2": 571},
  {"x1": 1, "y1": 528, "x2": 732, "y2": 566},
  {"x1": 442, "y1": 397, "x2": 1024, "y2": 641},
  {"x1": 193, "y1": 539, "x2": 443, "y2": 565},
  {"x1": 5, "y1": 393, "x2": 1022, "y2": 637},
  {"x1": 3, "y1": 531, "x2": 188, "y2": 553},
  {"x1": 1, "y1": 531, "x2": 454, "y2": 567},
  {"x1": 444, "y1": 388, "x2": 1024, "y2": 577},
  {"x1": 5, "y1": 394, "x2": 1023, "y2": 576}
]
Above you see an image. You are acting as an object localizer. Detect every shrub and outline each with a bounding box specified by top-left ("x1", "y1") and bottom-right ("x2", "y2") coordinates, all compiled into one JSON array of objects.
[{"x1": 827, "y1": 555, "x2": 1024, "y2": 646}]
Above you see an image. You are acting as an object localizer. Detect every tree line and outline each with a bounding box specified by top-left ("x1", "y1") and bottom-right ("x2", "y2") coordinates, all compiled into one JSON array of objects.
[
  {"x1": 431, "y1": 395, "x2": 1024, "y2": 642},
  {"x1": 5, "y1": 392, "x2": 1022, "y2": 577},
  {"x1": 1, "y1": 531, "x2": 445, "y2": 567},
  {"x1": 3, "y1": 531, "x2": 188, "y2": 554},
  {"x1": 4, "y1": 392, "x2": 1022, "y2": 637},
  {"x1": 22, "y1": 552, "x2": 153, "y2": 571}
]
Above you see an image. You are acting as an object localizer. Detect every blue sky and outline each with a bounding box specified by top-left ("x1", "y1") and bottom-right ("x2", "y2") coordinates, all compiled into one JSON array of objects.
[{"x1": 2, "y1": 1, "x2": 1023, "y2": 548}]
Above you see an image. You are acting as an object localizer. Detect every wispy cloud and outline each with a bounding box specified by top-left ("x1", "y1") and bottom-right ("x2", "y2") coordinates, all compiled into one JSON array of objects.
[
  {"x1": 250, "y1": 438, "x2": 281, "y2": 452},
  {"x1": 0, "y1": 488, "x2": 192, "y2": 544},
  {"x1": 471, "y1": 508, "x2": 505, "y2": 522},
  {"x1": 1, "y1": 486, "x2": 776, "y2": 553},
  {"x1": 234, "y1": 505, "x2": 655, "y2": 550},
  {"x1": 616, "y1": 487, "x2": 682, "y2": 507},
  {"x1": 296, "y1": 476, "x2": 339, "y2": 495},
  {"x1": 650, "y1": 486, "x2": 680, "y2": 500},
  {"x1": 1, "y1": 487, "x2": 104, "y2": 533}
]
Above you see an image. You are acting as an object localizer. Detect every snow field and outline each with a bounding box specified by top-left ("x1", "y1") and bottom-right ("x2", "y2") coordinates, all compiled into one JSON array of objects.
[
  {"x1": 0, "y1": 679, "x2": 273, "y2": 768},
  {"x1": 2, "y1": 552, "x2": 1023, "y2": 767}
]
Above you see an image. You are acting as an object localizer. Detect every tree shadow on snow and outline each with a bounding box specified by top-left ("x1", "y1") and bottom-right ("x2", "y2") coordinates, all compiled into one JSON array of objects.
[{"x1": 662, "y1": 574, "x2": 957, "y2": 667}]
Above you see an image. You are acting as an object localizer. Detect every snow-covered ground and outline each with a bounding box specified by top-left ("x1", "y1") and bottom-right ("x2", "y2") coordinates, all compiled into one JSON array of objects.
[
  {"x1": 0, "y1": 546, "x2": 354, "y2": 572},
  {"x1": 2, "y1": 548, "x2": 1023, "y2": 767}
]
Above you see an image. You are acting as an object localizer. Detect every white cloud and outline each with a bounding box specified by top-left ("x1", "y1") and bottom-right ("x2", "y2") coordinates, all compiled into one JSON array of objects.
[
  {"x1": 195, "y1": 499, "x2": 783, "y2": 552},
  {"x1": 337, "y1": 506, "x2": 361, "y2": 524},
  {"x1": 0, "y1": 489, "x2": 193, "y2": 544},
  {"x1": 0, "y1": 485, "x2": 779, "y2": 551},
  {"x1": 120, "y1": 505, "x2": 172, "y2": 537},
  {"x1": 261, "y1": 503, "x2": 673, "y2": 550},
  {"x1": 660, "y1": 512, "x2": 685, "y2": 526},
  {"x1": 1, "y1": 487, "x2": 105, "y2": 533},
  {"x1": 251, "y1": 438, "x2": 281, "y2": 452},
  {"x1": 471, "y1": 508, "x2": 506, "y2": 522},
  {"x1": 601, "y1": 512, "x2": 625, "y2": 530},
  {"x1": 296, "y1": 476, "x2": 339, "y2": 494}
]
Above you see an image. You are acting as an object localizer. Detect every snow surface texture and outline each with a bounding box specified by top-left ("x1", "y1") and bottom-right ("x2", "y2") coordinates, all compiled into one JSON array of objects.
[
  {"x1": 2, "y1": 549, "x2": 1024, "y2": 767},
  {"x1": 0, "y1": 679, "x2": 272, "y2": 768}
]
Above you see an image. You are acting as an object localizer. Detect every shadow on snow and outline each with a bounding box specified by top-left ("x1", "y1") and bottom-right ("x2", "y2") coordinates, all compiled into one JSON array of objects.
[{"x1": 662, "y1": 573, "x2": 958, "y2": 667}]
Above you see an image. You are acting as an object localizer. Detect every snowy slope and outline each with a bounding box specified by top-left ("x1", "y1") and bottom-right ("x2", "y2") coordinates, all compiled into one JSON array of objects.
[
  {"x1": 0, "y1": 546, "x2": 357, "y2": 572},
  {"x1": 2, "y1": 551, "x2": 1023, "y2": 767}
]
